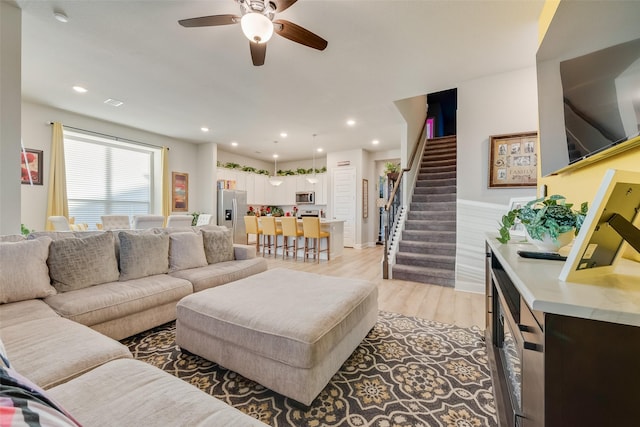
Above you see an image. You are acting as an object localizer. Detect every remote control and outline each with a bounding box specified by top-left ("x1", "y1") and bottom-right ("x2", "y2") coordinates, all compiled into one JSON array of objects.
[{"x1": 517, "y1": 250, "x2": 567, "y2": 261}]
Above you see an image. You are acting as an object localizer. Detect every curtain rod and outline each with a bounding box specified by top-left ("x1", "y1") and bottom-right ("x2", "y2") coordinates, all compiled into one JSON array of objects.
[{"x1": 49, "y1": 122, "x2": 168, "y2": 150}]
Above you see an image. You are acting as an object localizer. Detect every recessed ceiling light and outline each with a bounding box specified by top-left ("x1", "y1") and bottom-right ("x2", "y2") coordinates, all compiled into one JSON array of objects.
[
  {"x1": 273, "y1": 154, "x2": 279, "y2": 158},
  {"x1": 73, "y1": 86, "x2": 87, "y2": 93},
  {"x1": 280, "y1": 132, "x2": 288, "y2": 138},
  {"x1": 231, "y1": 142, "x2": 238, "y2": 147},
  {"x1": 201, "y1": 127, "x2": 209, "y2": 132},
  {"x1": 317, "y1": 148, "x2": 323, "y2": 153},
  {"x1": 346, "y1": 119, "x2": 356, "y2": 126},
  {"x1": 104, "y1": 98, "x2": 124, "y2": 107},
  {"x1": 53, "y1": 11, "x2": 68, "y2": 23},
  {"x1": 372, "y1": 139, "x2": 380, "y2": 145}
]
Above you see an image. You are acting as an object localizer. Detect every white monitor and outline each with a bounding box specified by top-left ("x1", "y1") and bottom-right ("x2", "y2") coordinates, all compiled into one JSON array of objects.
[{"x1": 559, "y1": 169, "x2": 640, "y2": 282}]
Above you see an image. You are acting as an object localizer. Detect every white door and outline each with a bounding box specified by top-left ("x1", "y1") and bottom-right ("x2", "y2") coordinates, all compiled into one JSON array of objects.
[{"x1": 332, "y1": 167, "x2": 356, "y2": 247}]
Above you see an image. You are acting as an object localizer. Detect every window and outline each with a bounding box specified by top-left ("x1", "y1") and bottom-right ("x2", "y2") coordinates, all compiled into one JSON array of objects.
[{"x1": 63, "y1": 129, "x2": 160, "y2": 227}]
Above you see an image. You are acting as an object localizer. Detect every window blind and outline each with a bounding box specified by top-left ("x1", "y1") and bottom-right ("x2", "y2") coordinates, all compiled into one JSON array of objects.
[{"x1": 63, "y1": 129, "x2": 159, "y2": 228}]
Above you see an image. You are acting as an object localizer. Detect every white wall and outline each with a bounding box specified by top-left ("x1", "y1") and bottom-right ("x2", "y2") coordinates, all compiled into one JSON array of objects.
[
  {"x1": 457, "y1": 66, "x2": 539, "y2": 204},
  {"x1": 21, "y1": 101, "x2": 202, "y2": 231},
  {"x1": 0, "y1": 2, "x2": 22, "y2": 235},
  {"x1": 455, "y1": 66, "x2": 539, "y2": 292}
]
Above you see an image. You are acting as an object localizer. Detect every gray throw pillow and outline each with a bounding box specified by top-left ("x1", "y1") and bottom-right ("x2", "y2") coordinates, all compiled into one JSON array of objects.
[
  {"x1": 47, "y1": 232, "x2": 120, "y2": 293},
  {"x1": 202, "y1": 229, "x2": 234, "y2": 264},
  {"x1": 119, "y1": 232, "x2": 169, "y2": 281},
  {"x1": 169, "y1": 232, "x2": 208, "y2": 272},
  {"x1": 0, "y1": 237, "x2": 56, "y2": 303}
]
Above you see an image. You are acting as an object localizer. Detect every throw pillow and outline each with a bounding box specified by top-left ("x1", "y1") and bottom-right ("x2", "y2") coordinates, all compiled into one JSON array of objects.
[
  {"x1": 47, "y1": 232, "x2": 120, "y2": 293},
  {"x1": 118, "y1": 232, "x2": 169, "y2": 281},
  {"x1": 0, "y1": 237, "x2": 56, "y2": 304},
  {"x1": 202, "y1": 228, "x2": 234, "y2": 264},
  {"x1": 168, "y1": 232, "x2": 208, "y2": 272}
]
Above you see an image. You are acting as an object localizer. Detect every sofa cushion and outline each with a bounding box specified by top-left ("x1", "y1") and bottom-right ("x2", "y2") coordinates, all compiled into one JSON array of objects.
[
  {"x1": 0, "y1": 300, "x2": 59, "y2": 329},
  {"x1": 169, "y1": 257, "x2": 268, "y2": 293},
  {"x1": 0, "y1": 234, "x2": 25, "y2": 242},
  {"x1": 118, "y1": 232, "x2": 169, "y2": 281},
  {"x1": 48, "y1": 359, "x2": 266, "y2": 427},
  {"x1": 0, "y1": 237, "x2": 56, "y2": 303},
  {"x1": 47, "y1": 232, "x2": 120, "y2": 293},
  {"x1": 169, "y1": 232, "x2": 208, "y2": 272},
  {"x1": 202, "y1": 228, "x2": 234, "y2": 264},
  {"x1": 44, "y1": 274, "x2": 192, "y2": 327},
  {"x1": 0, "y1": 317, "x2": 132, "y2": 389}
]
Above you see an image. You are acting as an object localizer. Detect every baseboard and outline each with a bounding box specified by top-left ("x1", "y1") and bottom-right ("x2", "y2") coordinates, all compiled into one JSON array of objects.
[{"x1": 455, "y1": 279, "x2": 485, "y2": 294}]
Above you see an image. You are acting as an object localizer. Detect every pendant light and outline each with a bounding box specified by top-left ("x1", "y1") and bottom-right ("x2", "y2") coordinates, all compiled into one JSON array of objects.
[
  {"x1": 269, "y1": 154, "x2": 283, "y2": 186},
  {"x1": 307, "y1": 134, "x2": 319, "y2": 184}
]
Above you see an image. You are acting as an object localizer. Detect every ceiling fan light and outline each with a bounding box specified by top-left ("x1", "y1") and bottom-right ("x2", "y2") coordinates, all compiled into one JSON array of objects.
[{"x1": 241, "y1": 13, "x2": 273, "y2": 44}]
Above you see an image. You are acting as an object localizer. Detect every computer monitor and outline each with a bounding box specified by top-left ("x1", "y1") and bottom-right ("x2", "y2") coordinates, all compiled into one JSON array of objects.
[{"x1": 559, "y1": 169, "x2": 640, "y2": 282}]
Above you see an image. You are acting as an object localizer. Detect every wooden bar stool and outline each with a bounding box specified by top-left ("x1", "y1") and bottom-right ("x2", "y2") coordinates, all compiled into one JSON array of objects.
[
  {"x1": 302, "y1": 217, "x2": 330, "y2": 263},
  {"x1": 261, "y1": 216, "x2": 283, "y2": 257},
  {"x1": 281, "y1": 216, "x2": 303, "y2": 260},
  {"x1": 244, "y1": 215, "x2": 263, "y2": 253}
]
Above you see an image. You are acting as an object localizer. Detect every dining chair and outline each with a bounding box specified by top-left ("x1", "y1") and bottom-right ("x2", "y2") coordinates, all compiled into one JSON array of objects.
[
  {"x1": 196, "y1": 214, "x2": 213, "y2": 226},
  {"x1": 302, "y1": 217, "x2": 330, "y2": 263},
  {"x1": 281, "y1": 217, "x2": 303, "y2": 260},
  {"x1": 132, "y1": 215, "x2": 165, "y2": 229},
  {"x1": 100, "y1": 215, "x2": 131, "y2": 230},
  {"x1": 244, "y1": 215, "x2": 263, "y2": 253},
  {"x1": 166, "y1": 215, "x2": 193, "y2": 228},
  {"x1": 48, "y1": 216, "x2": 71, "y2": 231},
  {"x1": 261, "y1": 216, "x2": 282, "y2": 257}
]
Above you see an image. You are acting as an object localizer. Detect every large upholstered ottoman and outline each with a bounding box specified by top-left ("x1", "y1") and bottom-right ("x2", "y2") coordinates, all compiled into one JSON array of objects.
[{"x1": 176, "y1": 268, "x2": 378, "y2": 406}]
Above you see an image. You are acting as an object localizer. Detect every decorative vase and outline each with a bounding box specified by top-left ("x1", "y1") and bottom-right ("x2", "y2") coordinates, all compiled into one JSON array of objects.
[{"x1": 525, "y1": 229, "x2": 574, "y2": 252}]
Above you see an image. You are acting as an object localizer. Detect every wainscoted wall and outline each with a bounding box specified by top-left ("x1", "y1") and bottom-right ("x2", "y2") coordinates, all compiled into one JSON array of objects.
[{"x1": 455, "y1": 199, "x2": 507, "y2": 294}]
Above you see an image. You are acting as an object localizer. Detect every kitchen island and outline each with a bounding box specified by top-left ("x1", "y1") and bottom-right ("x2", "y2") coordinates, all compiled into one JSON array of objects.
[{"x1": 255, "y1": 218, "x2": 344, "y2": 260}]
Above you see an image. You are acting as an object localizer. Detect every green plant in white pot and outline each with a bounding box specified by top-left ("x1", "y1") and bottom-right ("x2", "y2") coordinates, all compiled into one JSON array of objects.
[{"x1": 498, "y1": 195, "x2": 588, "y2": 251}]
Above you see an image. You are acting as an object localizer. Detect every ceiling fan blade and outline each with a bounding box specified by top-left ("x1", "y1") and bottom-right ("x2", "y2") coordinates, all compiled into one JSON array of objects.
[
  {"x1": 273, "y1": 19, "x2": 328, "y2": 51},
  {"x1": 250, "y1": 42, "x2": 267, "y2": 66},
  {"x1": 178, "y1": 14, "x2": 239, "y2": 28},
  {"x1": 271, "y1": 0, "x2": 298, "y2": 13}
]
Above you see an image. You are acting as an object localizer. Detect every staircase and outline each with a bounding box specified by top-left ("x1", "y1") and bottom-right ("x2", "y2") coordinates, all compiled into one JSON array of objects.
[{"x1": 392, "y1": 135, "x2": 457, "y2": 286}]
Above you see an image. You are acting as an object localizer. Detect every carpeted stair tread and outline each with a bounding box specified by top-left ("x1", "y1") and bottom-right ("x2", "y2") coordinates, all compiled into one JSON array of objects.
[
  {"x1": 410, "y1": 201, "x2": 456, "y2": 211},
  {"x1": 395, "y1": 252, "x2": 456, "y2": 269},
  {"x1": 392, "y1": 265, "x2": 455, "y2": 287},
  {"x1": 404, "y1": 220, "x2": 456, "y2": 231},
  {"x1": 402, "y1": 230, "x2": 456, "y2": 243},
  {"x1": 398, "y1": 241, "x2": 456, "y2": 256},
  {"x1": 411, "y1": 193, "x2": 456, "y2": 203},
  {"x1": 407, "y1": 211, "x2": 456, "y2": 221},
  {"x1": 413, "y1": 185, "x2": 457, "y2": 195},
  {"x1": 418, "y1": 171, "x2": 456, "y2": 180}
]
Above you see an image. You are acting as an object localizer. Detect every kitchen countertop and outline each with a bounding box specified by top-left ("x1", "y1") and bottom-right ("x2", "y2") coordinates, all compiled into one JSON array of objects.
[{"x1": 486, "y1": 235, "x2": 640, "y2": 327}]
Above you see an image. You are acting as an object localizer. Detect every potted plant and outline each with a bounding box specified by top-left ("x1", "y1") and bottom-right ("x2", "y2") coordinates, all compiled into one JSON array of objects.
[
  {"x1": 384, "y1": 162, "x2": 400, "y2": 181},
  {"x1": 497, "y1": 194, "x2": 588, "y2": 250}
]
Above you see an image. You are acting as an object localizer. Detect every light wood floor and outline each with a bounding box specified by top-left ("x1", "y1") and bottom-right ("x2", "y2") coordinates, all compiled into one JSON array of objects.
[{"x1": 263, "y1": 245, "x2": 486, "y2": 329}]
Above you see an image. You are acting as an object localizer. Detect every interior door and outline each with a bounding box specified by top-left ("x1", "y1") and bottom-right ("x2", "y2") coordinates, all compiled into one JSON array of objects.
[{"x1": 332, "y1": 167, "x2": 356, "y2": 247}]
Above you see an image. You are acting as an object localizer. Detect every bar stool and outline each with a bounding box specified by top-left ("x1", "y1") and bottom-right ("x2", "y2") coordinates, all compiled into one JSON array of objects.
[
  {"x1": 244, "y1": 215, "x2": 263, "y2": 253},
  {"x1": 281, "y1": 216, "x2": 303, "y2": 260},
  {"x1": 302, "y1": 217, "x2": 330, "y2": 263},
  {"x1": 261, "y1": 216, "x2": 283, "y2": 257}
]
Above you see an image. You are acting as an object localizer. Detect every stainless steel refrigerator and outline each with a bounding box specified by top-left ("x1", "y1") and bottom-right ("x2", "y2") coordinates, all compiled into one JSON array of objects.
[{"x1": 217, "y1": 189, "x2": 248, "y2": 244}]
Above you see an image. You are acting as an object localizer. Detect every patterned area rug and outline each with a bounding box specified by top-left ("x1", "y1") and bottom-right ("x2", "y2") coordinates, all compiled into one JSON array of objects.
[{"x1": 122, "y1": 311, "x2": 497, "y2": 427}]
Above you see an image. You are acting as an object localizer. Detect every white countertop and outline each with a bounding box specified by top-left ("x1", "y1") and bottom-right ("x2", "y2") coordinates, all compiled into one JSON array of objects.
[{"x1": 486, "y1": 235, "x2": 640, "y2": 327}]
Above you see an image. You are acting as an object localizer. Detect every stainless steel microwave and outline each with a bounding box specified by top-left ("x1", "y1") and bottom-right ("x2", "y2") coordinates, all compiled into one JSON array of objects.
[{"x1": 295, "y1": 191, "x2": 315, "y2": 205}]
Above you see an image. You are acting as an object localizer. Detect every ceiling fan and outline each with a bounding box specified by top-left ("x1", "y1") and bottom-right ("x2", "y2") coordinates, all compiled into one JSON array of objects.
[{"x1": 178, "y1": 0, "x2": 328, "y2": 66}]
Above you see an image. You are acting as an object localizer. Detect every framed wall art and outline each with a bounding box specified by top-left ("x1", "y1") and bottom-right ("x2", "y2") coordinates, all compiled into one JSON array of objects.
[
  {"x1": 489, "y1": 131, "x2": 538, "y2": 188},
  {"x1": 172, "y1": 172, "x2": 188, "y2": 212},
  {"x1": 21, "y1": 148, "x2": 43, "y2": 185},
  {"x1": 362, "y1": 179, "x2": 369, "y2": 218}
]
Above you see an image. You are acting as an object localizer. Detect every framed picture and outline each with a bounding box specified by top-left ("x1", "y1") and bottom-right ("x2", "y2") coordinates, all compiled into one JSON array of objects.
[
  {"x1": 172, "y1": 172, "x2": 188, "y2": 212},
  {"x1": 362, "y1": 179, "x2": 369, "y2": 218},
  {"x1": 507, "y1": 196, "x2": 536, "y2": 236},
  {"x1": 21, "y1": 148, "x2": 43, "y2": 185},
  {"x1": 489, "y1": 132, "x2": 538, "y2": 188}
]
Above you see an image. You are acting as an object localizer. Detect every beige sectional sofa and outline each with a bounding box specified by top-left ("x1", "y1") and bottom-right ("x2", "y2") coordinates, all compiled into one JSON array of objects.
[{"x1": 0, "y1": 226, "x2": 268, "y2": 426}]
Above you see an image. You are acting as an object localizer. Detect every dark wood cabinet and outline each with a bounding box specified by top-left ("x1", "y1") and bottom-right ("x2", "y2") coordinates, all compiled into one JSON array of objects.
[{"x1": 486, "y1": 243, "x2": 640, "y2": 427}]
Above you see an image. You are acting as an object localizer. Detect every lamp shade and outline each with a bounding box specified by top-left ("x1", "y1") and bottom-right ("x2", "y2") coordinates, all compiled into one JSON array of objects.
[
  {"x1": 269, "y1": 176, "x2": 283, "y2": 186},
  {"x1": 241, "y1": 13, "x2": 273, "y2": 43},
  {"x1": 306, "y1": 177, "x2": 319, "y2": 184}
]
